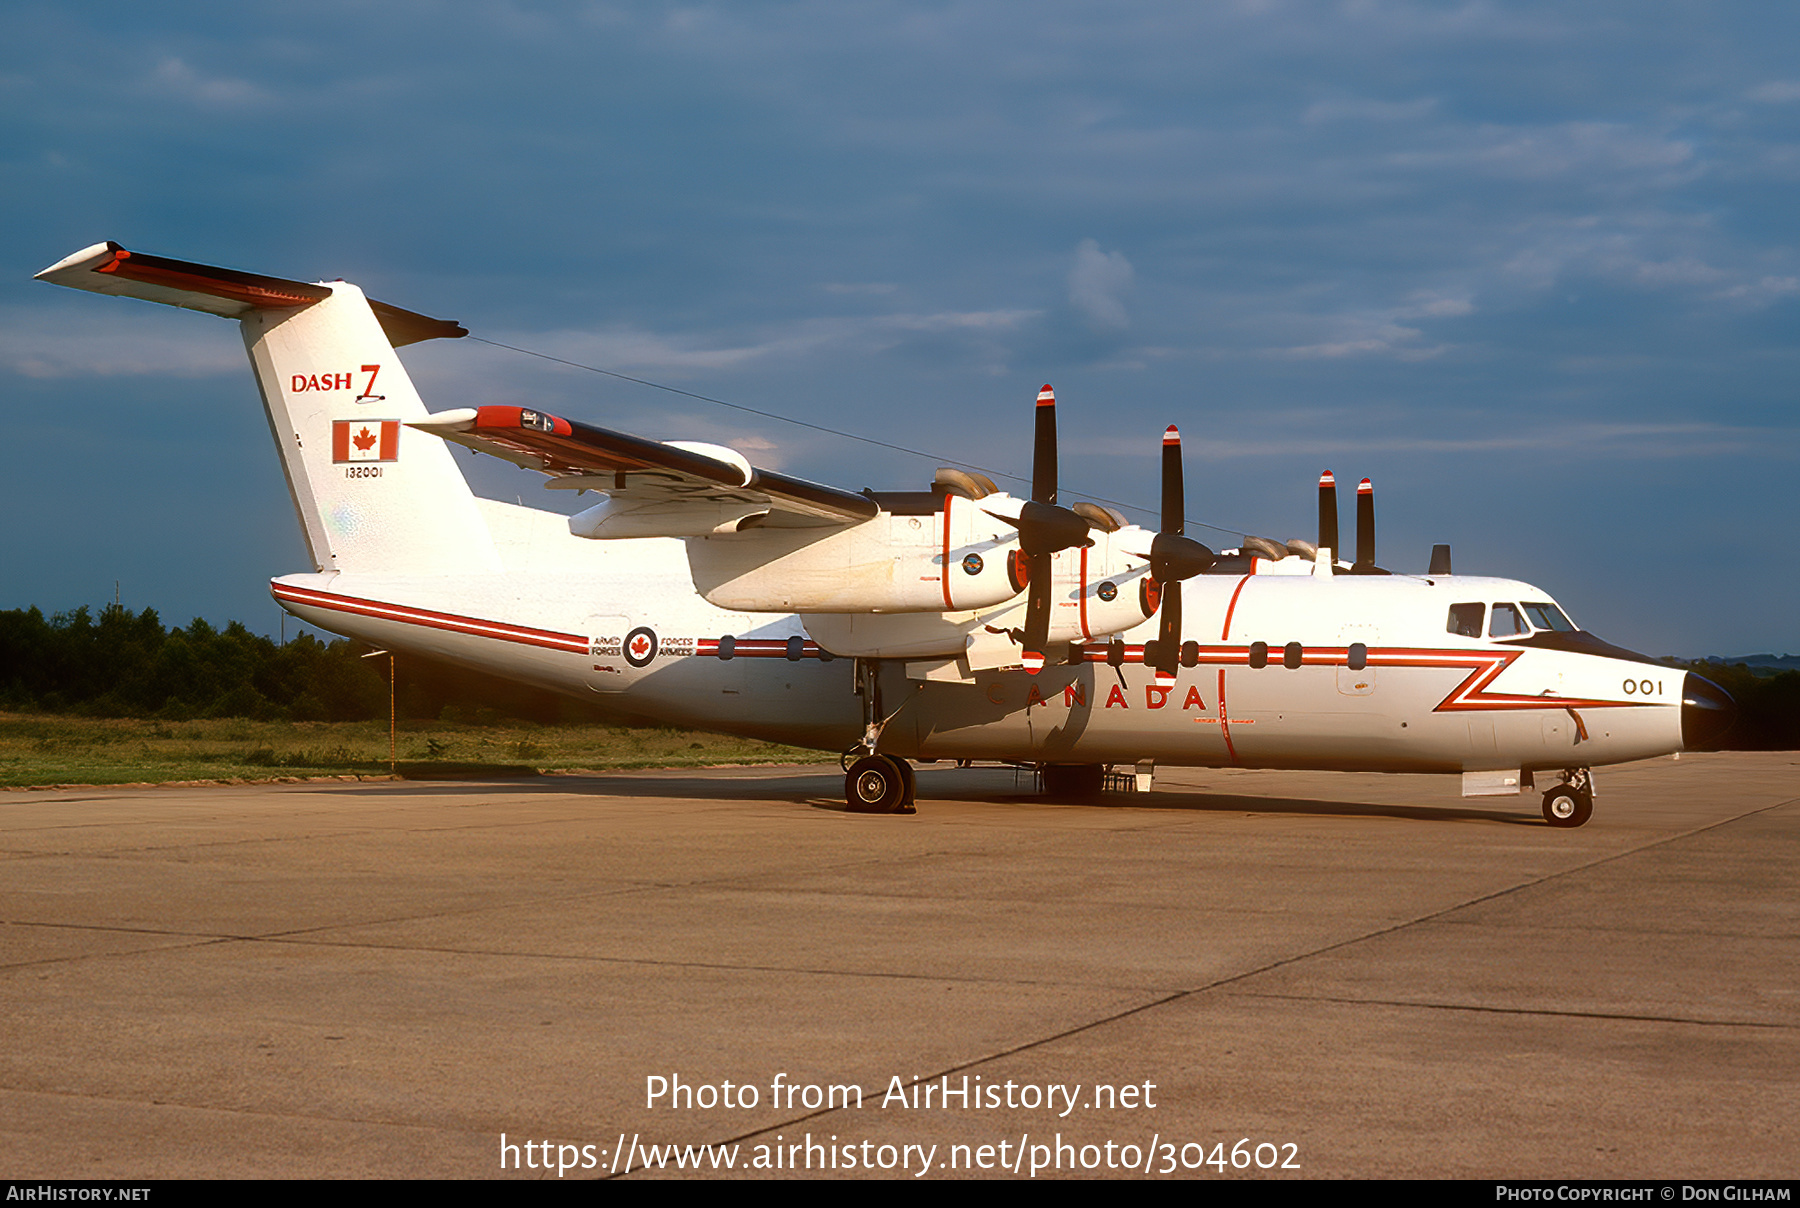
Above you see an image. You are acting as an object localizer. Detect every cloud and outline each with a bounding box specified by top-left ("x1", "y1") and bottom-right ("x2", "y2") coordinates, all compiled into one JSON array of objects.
[
  {"x1": 1067, "y1": 421, "x2": 1793, "y2": 462},
  {"x1": 146, "y1": 57, "x2": 270, "y2": 107},
  {"x1": 1713, "y1": 276, "x2": 1800, "y2": 306},
  {"x1": 0, "y1": 308, "x2": 243, "y2": 379},
  {"x1": 1067, "y1": 239, "x2": 1134, "y2": 331},
  {"x1": 1745, "y1": 81, "x2": 1800, "y2": 103},
  {"x1": 1252, "y1": 290, "x2": 1472, "y2": 362},
  {"x1": 1386, "y1": 122, "x2": 1698, "y2": 186},
  {"x1": 507, "y1": 308, "x2": 1041, "y2": 376},
  {"x1": 1301, "y1": 96, "x2": 1438, "y2": 125}
]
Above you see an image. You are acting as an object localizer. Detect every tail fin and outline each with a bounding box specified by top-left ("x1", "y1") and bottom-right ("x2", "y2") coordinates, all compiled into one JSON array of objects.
[{"x1": 36, "y1": 242, "x2": 500, "y2": 575}]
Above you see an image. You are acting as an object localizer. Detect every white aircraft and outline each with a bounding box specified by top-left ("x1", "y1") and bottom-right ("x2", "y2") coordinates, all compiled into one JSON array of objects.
[{"x1": 36, "y1": 242, "x2": 1736, "y2": 826}]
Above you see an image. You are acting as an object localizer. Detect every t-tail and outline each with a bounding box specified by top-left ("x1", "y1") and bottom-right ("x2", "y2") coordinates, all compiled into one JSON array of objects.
[{"x1": 35, "y1": 242, "x2": 500, "y2": 576}]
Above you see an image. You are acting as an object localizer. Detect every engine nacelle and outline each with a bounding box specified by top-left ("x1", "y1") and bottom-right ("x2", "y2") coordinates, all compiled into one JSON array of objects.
[
  {"x1": 801, "y1": 526, "x2": 1159, "y2": 663},
  {"x1": 687, "y1": 493, "x2": 1027, "y2": 613},
  {"x1": 1035, "y1": 524, "x2": 1159, "y2": 645}
]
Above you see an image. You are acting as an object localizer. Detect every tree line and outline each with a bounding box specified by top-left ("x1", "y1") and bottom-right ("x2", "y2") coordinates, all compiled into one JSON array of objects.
[
  {"x1": 1, "y1": 602, "x2": 1792, "y2": 747},
  {"x1": 0, "y1": 604, "x2": 610, "y2": 725},
  {"x1": 1664, "y1": 659, "x2": 1800, "y2": 751}
]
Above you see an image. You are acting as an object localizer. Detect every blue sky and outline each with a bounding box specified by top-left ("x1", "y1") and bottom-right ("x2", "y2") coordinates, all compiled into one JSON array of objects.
[{"x1": 4, "y1": 1, "x2": 1796, "y2": 656}]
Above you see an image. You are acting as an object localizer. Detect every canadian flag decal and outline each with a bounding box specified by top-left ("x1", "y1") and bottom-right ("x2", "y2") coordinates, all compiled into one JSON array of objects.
[{"x1": 332, "y1": 420, "x2": 399, "y2": 463}]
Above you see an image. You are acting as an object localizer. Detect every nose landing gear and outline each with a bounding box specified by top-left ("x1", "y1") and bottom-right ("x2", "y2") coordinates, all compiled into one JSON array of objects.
[{"x1": 1541, "y1": 766, "x2": 1594, "y2": 828}]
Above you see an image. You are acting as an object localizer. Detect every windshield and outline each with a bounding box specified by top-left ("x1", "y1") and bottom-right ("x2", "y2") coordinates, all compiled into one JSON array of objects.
[
  {"x1": 1489, "y1": 603, "x2": 1528, "y2": 638},
  {"x1": 1522, "y1": 601, "x2": 1577, "y2": 632}
]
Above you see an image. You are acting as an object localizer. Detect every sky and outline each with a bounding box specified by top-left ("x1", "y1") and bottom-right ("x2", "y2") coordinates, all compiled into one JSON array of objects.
[{"x1": 3, "y1": 1, "x2": 1796, "y2": 657}]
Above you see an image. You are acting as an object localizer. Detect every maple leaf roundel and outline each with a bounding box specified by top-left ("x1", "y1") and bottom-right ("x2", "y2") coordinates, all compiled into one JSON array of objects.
[{"x1": 623, "y1": 626, "x2": 658, "y2": 668}]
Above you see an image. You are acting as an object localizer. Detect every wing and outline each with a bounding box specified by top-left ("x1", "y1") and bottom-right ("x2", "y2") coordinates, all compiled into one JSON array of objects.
[{"x1": 411, "y1": 405, "x2": 878, "y2": 532}]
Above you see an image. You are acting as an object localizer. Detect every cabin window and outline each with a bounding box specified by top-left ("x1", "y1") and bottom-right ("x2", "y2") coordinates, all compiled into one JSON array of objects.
[
  {"x1": 1347, "y1": 642, "x2": 1368, "y2": 672},
  {"x1": 1283, "y1": 642, "x2": 1303, "y2": 669},
  {"x1": 1447, "y1": 603, "x2": 1484, "y2": 638},
  {"x1": 1523, "y1": 601, "x2": 1576, "y2": 632},
  {"x1": 1249, "y1": 641, "x2": 1269, "y2": 668},
  {"x1": 1489, "y1": 603, "x2": 1528, "y2": 638}
]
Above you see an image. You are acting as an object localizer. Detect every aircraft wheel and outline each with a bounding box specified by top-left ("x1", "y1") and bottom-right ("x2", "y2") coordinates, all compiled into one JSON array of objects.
[
  {"x1": 846, "y1": 755, "x2": 908, "y2": 814},
  {"x1": 1041, "y1": 763, "x2": 1105, "y2": 800},
  {"x1": 1541, "y1": 785, "x2": 1593, "y2": 829},
  {"x1": 891, "y1": 756, "x2": 916, "y2": 808}
]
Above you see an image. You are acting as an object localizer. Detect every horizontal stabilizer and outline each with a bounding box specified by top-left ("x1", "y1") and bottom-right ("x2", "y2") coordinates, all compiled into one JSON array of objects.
[
  {"x1": 413, "y1": 405, "x2": 879, "y2": 529},
  {"x1": 35, "y1": 242, "x2": 466, "y2": 347}
]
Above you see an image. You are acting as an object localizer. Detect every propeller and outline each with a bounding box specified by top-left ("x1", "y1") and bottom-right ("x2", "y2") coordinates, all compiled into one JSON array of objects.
[
  {"x1": 997, "y1": 385, "x2": 1091, "y2": 672},
  {"x1": 1143, "y1": 426, "x2": 1216, "y2": 681}
]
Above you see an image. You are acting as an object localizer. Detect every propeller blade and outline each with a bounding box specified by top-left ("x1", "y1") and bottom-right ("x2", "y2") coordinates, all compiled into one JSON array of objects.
[
  {"x1": 1146, "y1": 425, "x2": 1212, "y2": 681},
  {"x1": 1148, "y1": 427, "x2": 1215, "y2": 581},
  {"x1": 1151, "y1": 579, "x2": 1182, "y2": 682},
  {"x1": 1354, "y1": 477, "x2": 1375, "y2": 570},
  {"x1": 1022, "y1": 559, "x2": 1052, "y2": 672},
  {"x1": 1161, "y1": 426, "x2": 1183, "y2": 534},
  {"x1": 1429, "y1": 543, "x2": 1452, "y2": 575},
  {"x1": 1019, "y1": 385, "x2": 1087, "y2": 671},
  {"x1": 1318, "y1": 470, "x2": 1339, "y2": 560},
  {"x1": 1033, "y1": 384, "x2": 1058, "y2": 504}
]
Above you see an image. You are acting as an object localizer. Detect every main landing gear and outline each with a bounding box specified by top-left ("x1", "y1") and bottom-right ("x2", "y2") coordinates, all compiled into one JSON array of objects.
[
  {"x1": 1541, "y1": 767, "x2": 1594, "y2": 828},
  {"x1": 843, "y1": 658, "x2": 915, "y2": 814},
  {"x1": 844, "y1": 753, "x2": 916, "y2": 814},
  {"x1": 1040, "y1": 763, "x2": 1106, "y2": 801}
]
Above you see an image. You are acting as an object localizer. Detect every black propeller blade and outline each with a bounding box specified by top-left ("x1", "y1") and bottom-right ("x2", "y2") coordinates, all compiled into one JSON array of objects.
[
  {"x1": 1354, "y1": 476, "x2": 1374, "y2": 569},
  {"x1": 1016, "y1": 385, "x2": 1090, "y2": 671},
  {"x1": 1145, "y1": 426, "x2": 1215, "y2": 681},
  {"x1": 1318, "y1": 470, "x2": 1339, "y2": 561}
]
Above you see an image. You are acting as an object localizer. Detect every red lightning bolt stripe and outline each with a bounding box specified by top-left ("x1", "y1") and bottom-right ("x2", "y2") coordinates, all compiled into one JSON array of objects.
[{"x1": 1060, "y1": 641, "x2": 1656, "y2": 713}]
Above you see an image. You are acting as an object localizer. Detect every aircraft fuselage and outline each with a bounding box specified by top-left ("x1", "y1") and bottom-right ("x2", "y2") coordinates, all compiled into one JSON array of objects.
[{"x1": 271, "y1": 532, "x2": 1692, "y2": 779}]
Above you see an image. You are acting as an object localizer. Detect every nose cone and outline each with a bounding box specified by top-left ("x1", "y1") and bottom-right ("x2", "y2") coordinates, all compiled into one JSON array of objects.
[{"x1": 1681, "y1": 673, "x2": 1737, "y2": 749}]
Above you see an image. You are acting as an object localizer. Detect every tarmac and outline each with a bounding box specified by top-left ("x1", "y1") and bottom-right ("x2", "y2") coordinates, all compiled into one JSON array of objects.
[{"x1": 0, "y1": 751, "x2": 1794, "y2": 1180}]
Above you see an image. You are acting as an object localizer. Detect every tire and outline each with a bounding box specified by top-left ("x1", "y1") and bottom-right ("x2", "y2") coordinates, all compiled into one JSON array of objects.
[
  {"x1": 1542, "y1": 785, "x2": 1593, "y2": 828},
  {"x1": 846, "y1": 755, "x2": 905, "y2": 813},
  {"x1": 1041, "y1": 763, "x2": 1105, "y2": 800},
  {"x1": 890, "y1": 756, "x2": 916, "y2": 806}
]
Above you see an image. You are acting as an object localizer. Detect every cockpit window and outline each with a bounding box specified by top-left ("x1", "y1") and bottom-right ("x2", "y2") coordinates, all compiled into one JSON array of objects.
[
  {"x1": 1523, "y1": 601, "x2": 1576, "y2": 632},
  {"x1": 1489, "y1": 603, "x2": 1528, "y2": 638},
  {"x1": 1447, "y1": 603, "x2": 1484, "y2": 638}
]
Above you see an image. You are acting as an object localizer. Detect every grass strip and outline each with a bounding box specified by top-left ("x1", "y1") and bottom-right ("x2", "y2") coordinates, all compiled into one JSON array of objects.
[{"x1": 0, "y1": 712, "x2": 828, "y2": 788}]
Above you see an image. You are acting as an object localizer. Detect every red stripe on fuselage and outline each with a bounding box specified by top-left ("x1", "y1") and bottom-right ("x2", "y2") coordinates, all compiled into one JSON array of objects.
[
  {"x1": 271, "y1": 583, "x2": 589, "y2": 653},
  {"x1": 1220, "y1": 575, "x2": 1252, "y2": 640},
  {"x1": 942, "y1": 497, "x2": 955, "y2": 612},
  {"x1": 1061, "y1": 640, "x2": 1652, "y2": 714},
  {"x1": 1217, "y1": 668, "x2": 1236, "y2": 761}
]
